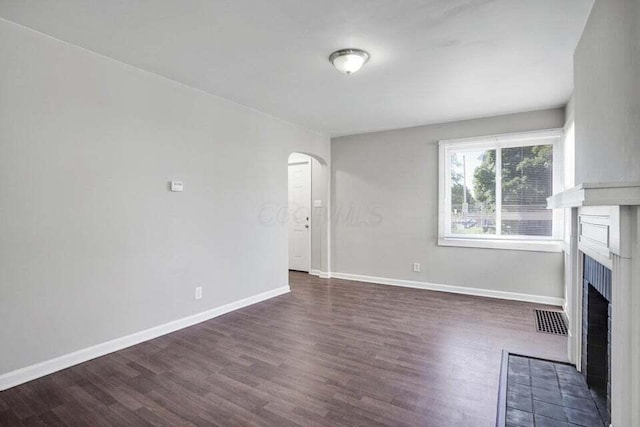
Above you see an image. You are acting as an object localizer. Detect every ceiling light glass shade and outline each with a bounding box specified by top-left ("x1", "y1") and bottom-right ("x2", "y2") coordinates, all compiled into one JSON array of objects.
[{"x1": 329, "y1": 49, "x2": 370, "y2": 75}]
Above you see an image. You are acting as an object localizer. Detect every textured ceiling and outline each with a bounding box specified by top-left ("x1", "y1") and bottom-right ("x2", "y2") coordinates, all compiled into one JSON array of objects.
[{"x1": 0, "y1": 0, "x2": 593, "y2": 136}]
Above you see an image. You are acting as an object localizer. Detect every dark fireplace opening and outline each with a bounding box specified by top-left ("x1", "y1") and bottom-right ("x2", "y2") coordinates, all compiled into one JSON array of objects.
[
  {"x1": 586, "y1": 286, "x2": 608, "y2": 397},
  {"x1": 581, "y1": 255, "x2": 612, "y2": 426}
]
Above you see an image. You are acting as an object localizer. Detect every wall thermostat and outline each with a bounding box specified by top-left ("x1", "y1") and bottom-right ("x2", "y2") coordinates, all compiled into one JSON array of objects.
[{"x1": 170, "y1": 181, "x2": 184, "y2": 192}]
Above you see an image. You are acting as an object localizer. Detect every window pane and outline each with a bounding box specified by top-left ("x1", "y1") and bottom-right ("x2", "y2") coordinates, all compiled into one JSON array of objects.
[
  {"x1": 501, "y1": 145, "x2": 553, "y2": 236},
  {"x1": 450, "y1": 150, "x2": 496, "y2": 235}
]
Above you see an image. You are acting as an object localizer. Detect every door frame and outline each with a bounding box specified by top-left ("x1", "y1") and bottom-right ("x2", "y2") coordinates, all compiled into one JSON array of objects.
[{"x1": 288, "y1": 157, "x2": 312, "y2": 272}]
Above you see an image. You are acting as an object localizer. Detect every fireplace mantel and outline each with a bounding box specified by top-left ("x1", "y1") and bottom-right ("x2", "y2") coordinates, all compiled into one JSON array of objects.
[
  {"x1": 547, "y1": 182, "x2": 640, "y2": 427},
  {"x1": 547, "y1": 181, "x2": 640, "y2": 209}
]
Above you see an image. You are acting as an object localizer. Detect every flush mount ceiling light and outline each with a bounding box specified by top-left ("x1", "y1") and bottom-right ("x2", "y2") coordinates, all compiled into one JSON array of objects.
[{"x1": 329, "y1": 49, "x2": 370, "y2": 75}]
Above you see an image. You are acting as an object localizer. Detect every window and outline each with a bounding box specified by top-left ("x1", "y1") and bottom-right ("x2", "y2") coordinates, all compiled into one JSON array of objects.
[{"x1": 438, "y1": 129, "x2": 563, "y2": 252}]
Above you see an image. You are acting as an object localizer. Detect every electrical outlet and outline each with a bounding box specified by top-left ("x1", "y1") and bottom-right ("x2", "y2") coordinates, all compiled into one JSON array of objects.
[
  {"x1": 413, "y1": 263, "x2": 421, "y2": 272},
  {"x1": 170, "y1": 181, "x2": 184, "y2": 192},
  {"x1": 195, "y1": 286, "x2": 203, "y2": 300}
]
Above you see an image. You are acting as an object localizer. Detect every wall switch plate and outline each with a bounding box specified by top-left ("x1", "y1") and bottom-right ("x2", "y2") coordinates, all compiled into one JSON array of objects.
[
  {"x1": 170, "y1": 181, "x2": 184, "y2": 192},
  {"x1": 195, "y1": 286, "x2": 202, "y2": 300},
  {"x1": 413, "y1": 263, "x2": 421, "y2": 272},
  {"x1": 314, "y1": 199, "x2": 323, "y2": 208}
]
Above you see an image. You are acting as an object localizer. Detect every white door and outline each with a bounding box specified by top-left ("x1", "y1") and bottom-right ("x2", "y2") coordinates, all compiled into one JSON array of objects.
[{"x1": 288, "y1": 161, "x2": 311, "y2": 272}]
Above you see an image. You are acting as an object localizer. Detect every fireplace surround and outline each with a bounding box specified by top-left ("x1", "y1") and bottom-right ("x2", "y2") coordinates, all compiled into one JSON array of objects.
[{"x1": 547, "y1": 182, "x2": 640, "y2": 427}]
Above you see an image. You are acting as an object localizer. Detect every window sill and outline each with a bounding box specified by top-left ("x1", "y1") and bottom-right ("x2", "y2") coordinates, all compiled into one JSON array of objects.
[{"x1": 438, "y1": 237, "x2": 563, "y2": 253}]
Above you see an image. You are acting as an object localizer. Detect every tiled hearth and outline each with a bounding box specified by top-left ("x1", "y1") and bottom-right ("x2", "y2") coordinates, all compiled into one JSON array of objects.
[{"x1": 500, "y1": 353, "x2": 607, "y2": 427}]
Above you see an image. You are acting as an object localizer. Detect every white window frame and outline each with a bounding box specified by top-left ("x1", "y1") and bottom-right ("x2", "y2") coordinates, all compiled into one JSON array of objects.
[{"x1": 438, "y1": 129, "x2": 564, "y2": 252}]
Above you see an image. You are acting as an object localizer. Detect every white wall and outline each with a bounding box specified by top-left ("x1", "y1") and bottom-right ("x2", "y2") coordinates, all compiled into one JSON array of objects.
[
  {"x1": 574, "y1": 0, "x2": 640, "y2": 184},
  {"x1": 0, "y1": 19, "x2": 329, "y2": 376},
  {"x1": 331, "y1": 109, "x2": 565, "y2": 299}
]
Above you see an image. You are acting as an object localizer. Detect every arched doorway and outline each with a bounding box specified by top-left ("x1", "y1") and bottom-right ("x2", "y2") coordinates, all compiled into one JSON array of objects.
[{"x1": 287, "y1": 152, "x2": 329, "y2": 276}]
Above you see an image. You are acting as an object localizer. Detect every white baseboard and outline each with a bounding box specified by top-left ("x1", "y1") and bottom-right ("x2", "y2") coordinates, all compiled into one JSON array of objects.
[
  {"x1": 309, "y1": 269, "x2": 331, "y2": 279},
  {"x1": 0, "y1": 285, "x2": 290, "y2": 391},
  {"x1": 330, "y1": 272, "x2": 565, "y2": 306}
]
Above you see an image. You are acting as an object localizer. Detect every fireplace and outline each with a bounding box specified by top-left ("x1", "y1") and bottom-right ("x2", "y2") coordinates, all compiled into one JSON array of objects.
[
  {"x1": 547, "y1": 183, "x2": 640, "y2": 426},
  {"x1": 581, "y1": 255, "x2": 611, "y2": 425}
]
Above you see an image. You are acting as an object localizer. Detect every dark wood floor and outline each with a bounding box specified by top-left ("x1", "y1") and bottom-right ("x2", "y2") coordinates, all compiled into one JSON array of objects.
[{"x1": 0, "y1": 272, "x2": 566, "y2": 426}]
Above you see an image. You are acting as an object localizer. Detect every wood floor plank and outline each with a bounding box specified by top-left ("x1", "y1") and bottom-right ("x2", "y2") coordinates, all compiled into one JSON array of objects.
[{"x1": 0, "y1": 272, "x2": 565, "y2": 426}]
